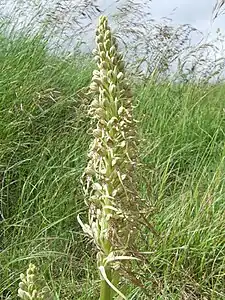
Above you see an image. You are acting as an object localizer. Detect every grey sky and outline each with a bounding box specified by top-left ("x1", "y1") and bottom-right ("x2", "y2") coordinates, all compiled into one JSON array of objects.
[
  {"x1": 1, "y1": 0, "x2": 224, "y2": 78},
  {"x1": 113, "y1": 0, "x2": 225, "y2": 55},
  {"x1": 2, "y1": 1, "x2": 224, "y2": 36},
  {"x1": 150, "y1": 0, "x2": 223, "y2": 34},
  {"x1": 149, "y1": 0, "x2": 225, "y2": 63},
  {"x1": 104, "y1": 0, "x2": 224, "y2": 35},
  {"x1": 2, "y1": 0, "x2": 225, "y2": 54},
  {"x1": 151, "y1": 0, "x2": 215, "y2": 23},
  {"x1": 96, "y1": 0, "x2": 225, "y2": 48}
]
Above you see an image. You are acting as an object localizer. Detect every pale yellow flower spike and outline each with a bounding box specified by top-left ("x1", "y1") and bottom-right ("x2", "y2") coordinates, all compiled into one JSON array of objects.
[
  {"x1": 79, "y1": 15, "x2": 154, "y2": 299},
  {"x1": 18, "y1": 263, "x2": 52, "y2": 300}
]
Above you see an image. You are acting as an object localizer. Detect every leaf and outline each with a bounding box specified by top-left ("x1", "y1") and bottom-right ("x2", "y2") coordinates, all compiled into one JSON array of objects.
[{"x1": 98, "y1": 266, "x2": 127, "y2": 300}]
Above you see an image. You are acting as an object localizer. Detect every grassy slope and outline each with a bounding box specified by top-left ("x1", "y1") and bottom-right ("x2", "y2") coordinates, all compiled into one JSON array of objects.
[{"x1": 0, "y1": 31, "x2": 225, "y2": 299}]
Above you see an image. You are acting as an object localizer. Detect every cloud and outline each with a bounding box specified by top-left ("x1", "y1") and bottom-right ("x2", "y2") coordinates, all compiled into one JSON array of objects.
[{"x1": 150, "y1": 0, "x2": 224, "y2": 34}]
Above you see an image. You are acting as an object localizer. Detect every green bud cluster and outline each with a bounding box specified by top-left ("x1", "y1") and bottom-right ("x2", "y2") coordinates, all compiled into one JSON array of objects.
[
  {"x1": 18, "y1": 263, "x2": 52, "y2": 300},
  {"x1": 80, "y1": 15, "x2": 145, "y2": 274}
]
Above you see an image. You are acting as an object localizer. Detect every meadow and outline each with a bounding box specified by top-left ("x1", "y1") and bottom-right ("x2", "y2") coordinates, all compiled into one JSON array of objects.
[{"x1": 0, "y1": 15, "x2": 225, "y2": 299}]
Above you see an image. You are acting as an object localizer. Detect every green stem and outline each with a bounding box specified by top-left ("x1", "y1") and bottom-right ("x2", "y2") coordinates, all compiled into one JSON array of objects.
[{"x1": 100, "y1": 267, "x2": 113, "y2": 300}]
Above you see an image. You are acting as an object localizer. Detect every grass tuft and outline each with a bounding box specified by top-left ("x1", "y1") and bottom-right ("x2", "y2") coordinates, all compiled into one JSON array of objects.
[{"x1": 1, "y1": 22, "x2": 225, "y2": 300}]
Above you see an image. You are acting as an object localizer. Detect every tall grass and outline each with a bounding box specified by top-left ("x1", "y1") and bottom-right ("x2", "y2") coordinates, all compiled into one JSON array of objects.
[
  {"x1": 1, "y1": 13, "x2": 225, "y2": 300},
  {"x1": 0, "y1": 29, "x2": 97, "y2": 299},
  {"x1": 135, "y1": 81, "x2": 225, "y2": 298}
]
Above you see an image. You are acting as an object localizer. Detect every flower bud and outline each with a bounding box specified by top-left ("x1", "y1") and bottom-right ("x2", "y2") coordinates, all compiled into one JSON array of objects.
[
  {"x1": 105, "y1": 30, "x2": 111, "y2": 39},
  {"x1": 90, "y1": 99, "x2": 99, "y2": 109},
  {"x1": 104, "y1": 39, "x2": 111, "y2": 51},
  {"x1": 109, "y1": 83, "x2": 117, "y2": 94},
  {"x1": 20, "y1": 274, "x2": 26, "y2": 281},
  {"x1": 18, "y1": 289, "x2": 30, "y2": 299},
  {"x1": 100, "y1": 51, "x2": 106, "y2": 60},
  {"x1": 117, "y1": 72, "x2": 124, "y2": 80},
  {"x1": 93, "y1": 128, "x2": 102, "y2": 138},
  {"x1": 31, "y1": 290, "x2": 38, "y2": 298},
  {"x1": 99, "y1": 61, "x2": 108, "y2": 69},
  {"x1": 110, "y1": 45, "x2": 116, "y2": 55},
  {"x1": 92, "y1": 49, "x2": 98, "y2": 56},
  {"x1": 90, "y1": 82, "x2": 99, "y2": 92},
  {"x1": 107, "y1": 70, "x2": 113, "y2": 79},
  {"x1": 94, "y1": 55, "x2": 100, "y2": 63}
]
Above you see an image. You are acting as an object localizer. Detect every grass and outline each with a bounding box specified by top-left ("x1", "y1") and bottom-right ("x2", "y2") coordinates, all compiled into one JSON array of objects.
[
  {"x1": 135, "y1": 81, "x2": 225, "y2": 298},
  {"x1": 0, "y1": 26, "x2": 225, "y2": 299}
]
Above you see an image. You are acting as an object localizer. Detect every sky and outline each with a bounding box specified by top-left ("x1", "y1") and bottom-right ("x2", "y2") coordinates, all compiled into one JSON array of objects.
[
  {"x1": 2, "y1": 0, "x2": 224, "y2": 39},
  {"x1": 1, "y1": 0, "x2": 224, "y2": 32},
  {"x1": 150, "y1": 0, "x2": 223, "y2": 34},
  {"x1": 1, "y1": 0, "x2": 225, "y2": 54},
  {"x1": 0, "y1": 0, "x2": 224, "y2": 79},
  {"x1": 101, "y1": 0, "x2": 224, "y2": 37},
  {"x1": 99, "y1": 0, "x2": 225, "y2": 79},
  {"x1": 107, "y1": 0, "x2": 225, "y2": 54},
  {"x1": 95, "y1": 0, "x2": 225, "y2": 51}
]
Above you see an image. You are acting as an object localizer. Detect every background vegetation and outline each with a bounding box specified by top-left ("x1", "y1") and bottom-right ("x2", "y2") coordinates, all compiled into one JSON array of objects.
[{"x1": 1, "y1": 1, "x2": 225, "y2": 299}]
